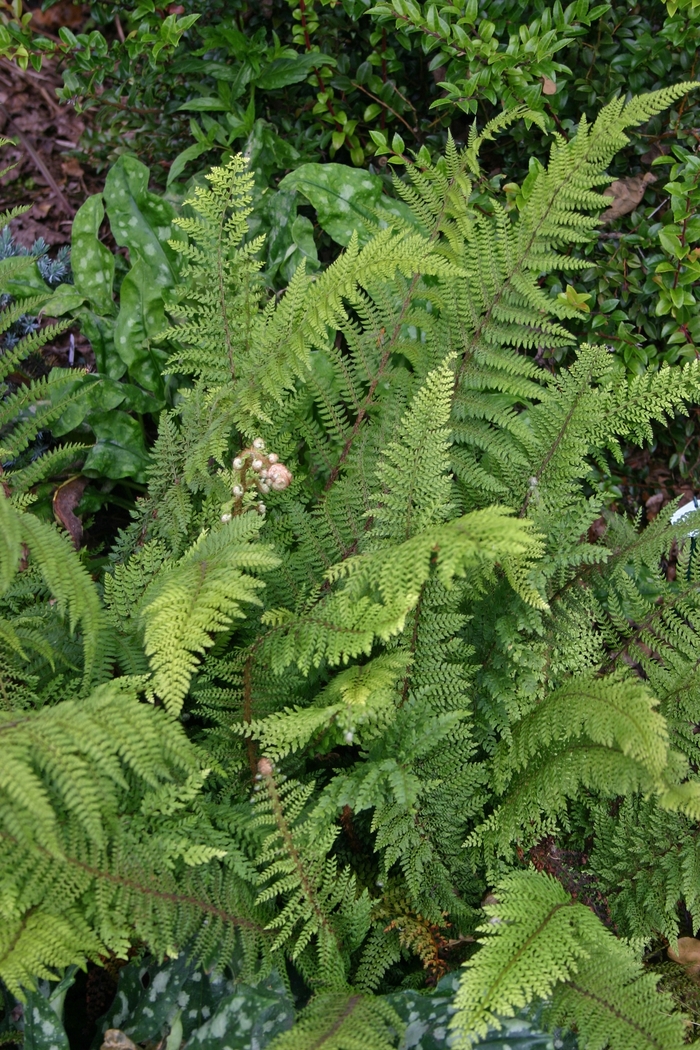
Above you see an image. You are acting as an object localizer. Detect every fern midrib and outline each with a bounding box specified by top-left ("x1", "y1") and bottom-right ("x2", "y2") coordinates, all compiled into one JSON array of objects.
[
  {"x1": 0, "y1": 906, "x2": 38, "y2": 973},
  {"x1": 475, "y1": 899, "x2": 572, "y2": 1016},
  {"x1": 511, "y1": 683, "x2": 664, "y2": 772},
  {"x1": 260, "y1": 765, "x2": 340, "y2": 948},
  {"x1": 565, "y1": 979, "x2": 669, "y2": 1050},
  {"x1": 0, "y1": 829, "x2": 267, "y2": 934},
  {"x1": 324, "y1": 281, "x2": 419, "y2": 491},
  {"x1": 601, "y1": 591, "x2": 686, "y2": 675},
  {"x1": 496, "y1": 741, "x2": 648, "y2": 815},
  {"x1": 518, "y1": 377, "x2": 591, "y2": 517},
  {"x1": 308, "y1": 995, "x2": 363, "y2": 1049},
  {"x1": 453, "y1": 118, "x2": 629, "y2": 390},
  {"x1": 324, "y1": 156, "x2": 467, "y2": 489},
  {"x1": 215, "y1": 194, "x2": 235, "y2": 381}
]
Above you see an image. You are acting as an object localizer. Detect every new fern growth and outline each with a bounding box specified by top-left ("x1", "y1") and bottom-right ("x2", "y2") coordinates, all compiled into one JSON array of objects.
[{"x1": 3, "y1": 86, "x2": 700, "y2": 1050}]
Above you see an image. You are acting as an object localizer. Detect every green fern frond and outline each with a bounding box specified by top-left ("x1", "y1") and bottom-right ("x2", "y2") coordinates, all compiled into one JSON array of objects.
[
  {"x1": 267, "y1": 991, "x2": 401, "y2": 1050},
  {"x1": 451, "y1": 870, "x2": 686, "y2": 1050},
  {"x1": 0, "y1": 494, "x2": 102, "y2": 682},
  {"x1": 140, "y1": 515, "x2": 279, "y2": 712}
]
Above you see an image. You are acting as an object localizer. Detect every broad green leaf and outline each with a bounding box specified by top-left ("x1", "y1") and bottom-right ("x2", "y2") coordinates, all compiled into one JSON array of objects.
[
  {"x1": 19, "y1": 970, "x2": 77, "y2": 1050},
  {"x1": 115, "y1": 955, "x2": 199, "y2": 1042},
  {"x1": 79, "y1": 312, "x2": 125, "y2": 380},
  {"x1": 114, "y1": 257, "x2": 168, "y2": 398},
  {"x1": 167, "y1": 139, "x2": 216, "y2": 188},
  {"x1": 44, "y1": 283, "x2": 86, "y2": 316},
  {"x1": 385, "y1": 975, "x2": 577, "y2": 1049},
  {"x1": 244, "y1": 120, "x2": 301, "y2": 186},
  {"x1": 49, "y1": 373, "x2": 128, "y2": 438},
  {"x1": 177, "y1": 96, "x2": 231, "y2": 111},
  {"x1": 258, "y1": 189, "x2": 320, "y2": 283},
  {"x1": 0, "y1": 255, "x2": 49, "y2": 299},
  {"x1": 71, "y1": 194, "x2": 116, "y2": 316},
  {"x1": 0, "y1": 486, "x2": 23, "y2": 595},
  {"x1": 92, "y1": 958, "x2": 269, "y2": 1048},
  {"x1": 104, "y1": 155, "x2": 184, "y2": 289},
  {"x1": 279, "y1": 162, "x2": 421, "y2": 246},
  {"x1": 82, "y1": 410, "x2": 151, "y2": 482},
  {"x1": 186, "y1": 972, "x2": 294, "y2": 1049}
]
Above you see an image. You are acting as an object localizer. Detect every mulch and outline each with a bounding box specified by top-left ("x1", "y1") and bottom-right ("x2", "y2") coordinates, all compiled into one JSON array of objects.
[
  {"x1": 0, "y1": 1, "x2": 100, "y2": 369},
  {"x1": 0, "y1": 2, "x2": 101, "y2": 249}
]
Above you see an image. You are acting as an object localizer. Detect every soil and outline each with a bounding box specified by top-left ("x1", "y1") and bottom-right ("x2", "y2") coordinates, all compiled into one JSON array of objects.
[{"x1": 0, "y1": 4, "x2": 100, "y2": 249}]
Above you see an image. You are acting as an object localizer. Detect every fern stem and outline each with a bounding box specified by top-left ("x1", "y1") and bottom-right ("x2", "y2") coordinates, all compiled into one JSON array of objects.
[
  {"x1": 216, "y1": 189, "x2": 235, "y2": 381},
  {"x1": 258, "y1": 759, "x2": 337, "y2": 943},
  {"x1": 308, "y1": 995, "x2": 362, "y2": 1049},
  {"x1": 478, "y1": 901, "x2": 570, "y2": 1012},
  {"x1": 244, "y1": 655, "x2": 258, "y2": 778}
]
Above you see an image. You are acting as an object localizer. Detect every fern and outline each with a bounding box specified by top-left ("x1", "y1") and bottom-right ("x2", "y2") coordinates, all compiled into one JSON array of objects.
[
  {"x1": 4, "y1": 87, "x2": 700, "y2": 1047},
  {"x1": 267, "y1": 991, "x2": 401, "y2": 1050},
  {"x1": 452, "y1": 870, "x2": 686, "y2": 1050}
]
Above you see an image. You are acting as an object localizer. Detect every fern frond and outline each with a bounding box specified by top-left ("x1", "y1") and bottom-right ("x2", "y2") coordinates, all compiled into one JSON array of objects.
[
  {"x1": 0, "y1": 494, "x2": 102, "y2": 683},
  {"x1": 451, "y1": 870, "x2": 686, "y2": 1050},
  {"x1": 267, "y1": 992, "x2": 401, "y2": 1050},
  {"x1": 140, "y1": 515, "x2": 279, "y2": 712}
]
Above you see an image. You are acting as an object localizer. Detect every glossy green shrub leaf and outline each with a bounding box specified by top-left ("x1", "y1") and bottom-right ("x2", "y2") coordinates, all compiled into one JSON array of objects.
[{"x1": 255, "y1": 53, "x2": 336, "y2": 90}]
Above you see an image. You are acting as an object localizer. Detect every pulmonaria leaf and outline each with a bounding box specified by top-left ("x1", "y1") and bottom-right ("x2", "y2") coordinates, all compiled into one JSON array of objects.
[
  {"x1": 70, "y1": 194, "x2": 116, "y2": 317},
  {"x1": 385, "y1": 974, "x2": 577, "y2": 1050},
  {"x1": 103, "y1": 155, "x2": 184, "y2": 290},
  {"x1": 186, "y1": 973, "x2": 294, "y2": 1050},
  {"x1": 279, "y1": 163, "x2": 420, "y2": 246}
]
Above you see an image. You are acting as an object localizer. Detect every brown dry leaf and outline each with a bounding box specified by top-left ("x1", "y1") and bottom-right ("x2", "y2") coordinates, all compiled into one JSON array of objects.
[
  {"x1": 61, "y1": 156, "x2": 84, "y2": 178},
  {"x1": 668, "y1": 937, "x2": 700, "y2": 978},
  {"x1": 53, "y1": 475, "x2": 88, "y2": 549},
  {"x1": 29, "y1": 2, "x2": 87, "y2": 31},
  {"x1": 601, "y1": 172, "x2": 657, "y2": 223},
  {"x1": 101, "y1": 1030, "x2": 138, "y2": 1050},
  {"x1": 645, "y1": 492, "x2": 665, "y2": 521},
  {"x1": 541, "y1": 76, "x2": 557, "y2": 95},
  {"x1": 32, "y1": 200, "x2": 53, "y2": 219}
]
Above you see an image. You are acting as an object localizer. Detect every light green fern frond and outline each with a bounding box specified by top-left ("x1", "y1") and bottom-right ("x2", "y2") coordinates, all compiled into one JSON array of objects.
[
  {"x1": 369, "y1": 355, "x2": 456, "y2": 544},
  {"x1": 267, "y1": 992, "x2": 401, "y2": 1050},
  {"x1": 0, "y1": 493, "x2": 102, "y2": 683},
  {"x1": 140, "y1": 515, "x2": 279, "y2": 712},
  {"x1": 452, "y1": 870, "x2": 686, "y2": 1050},
  {"x1": 162, "y1": 154, "x2": 265, "y2": 385}
]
